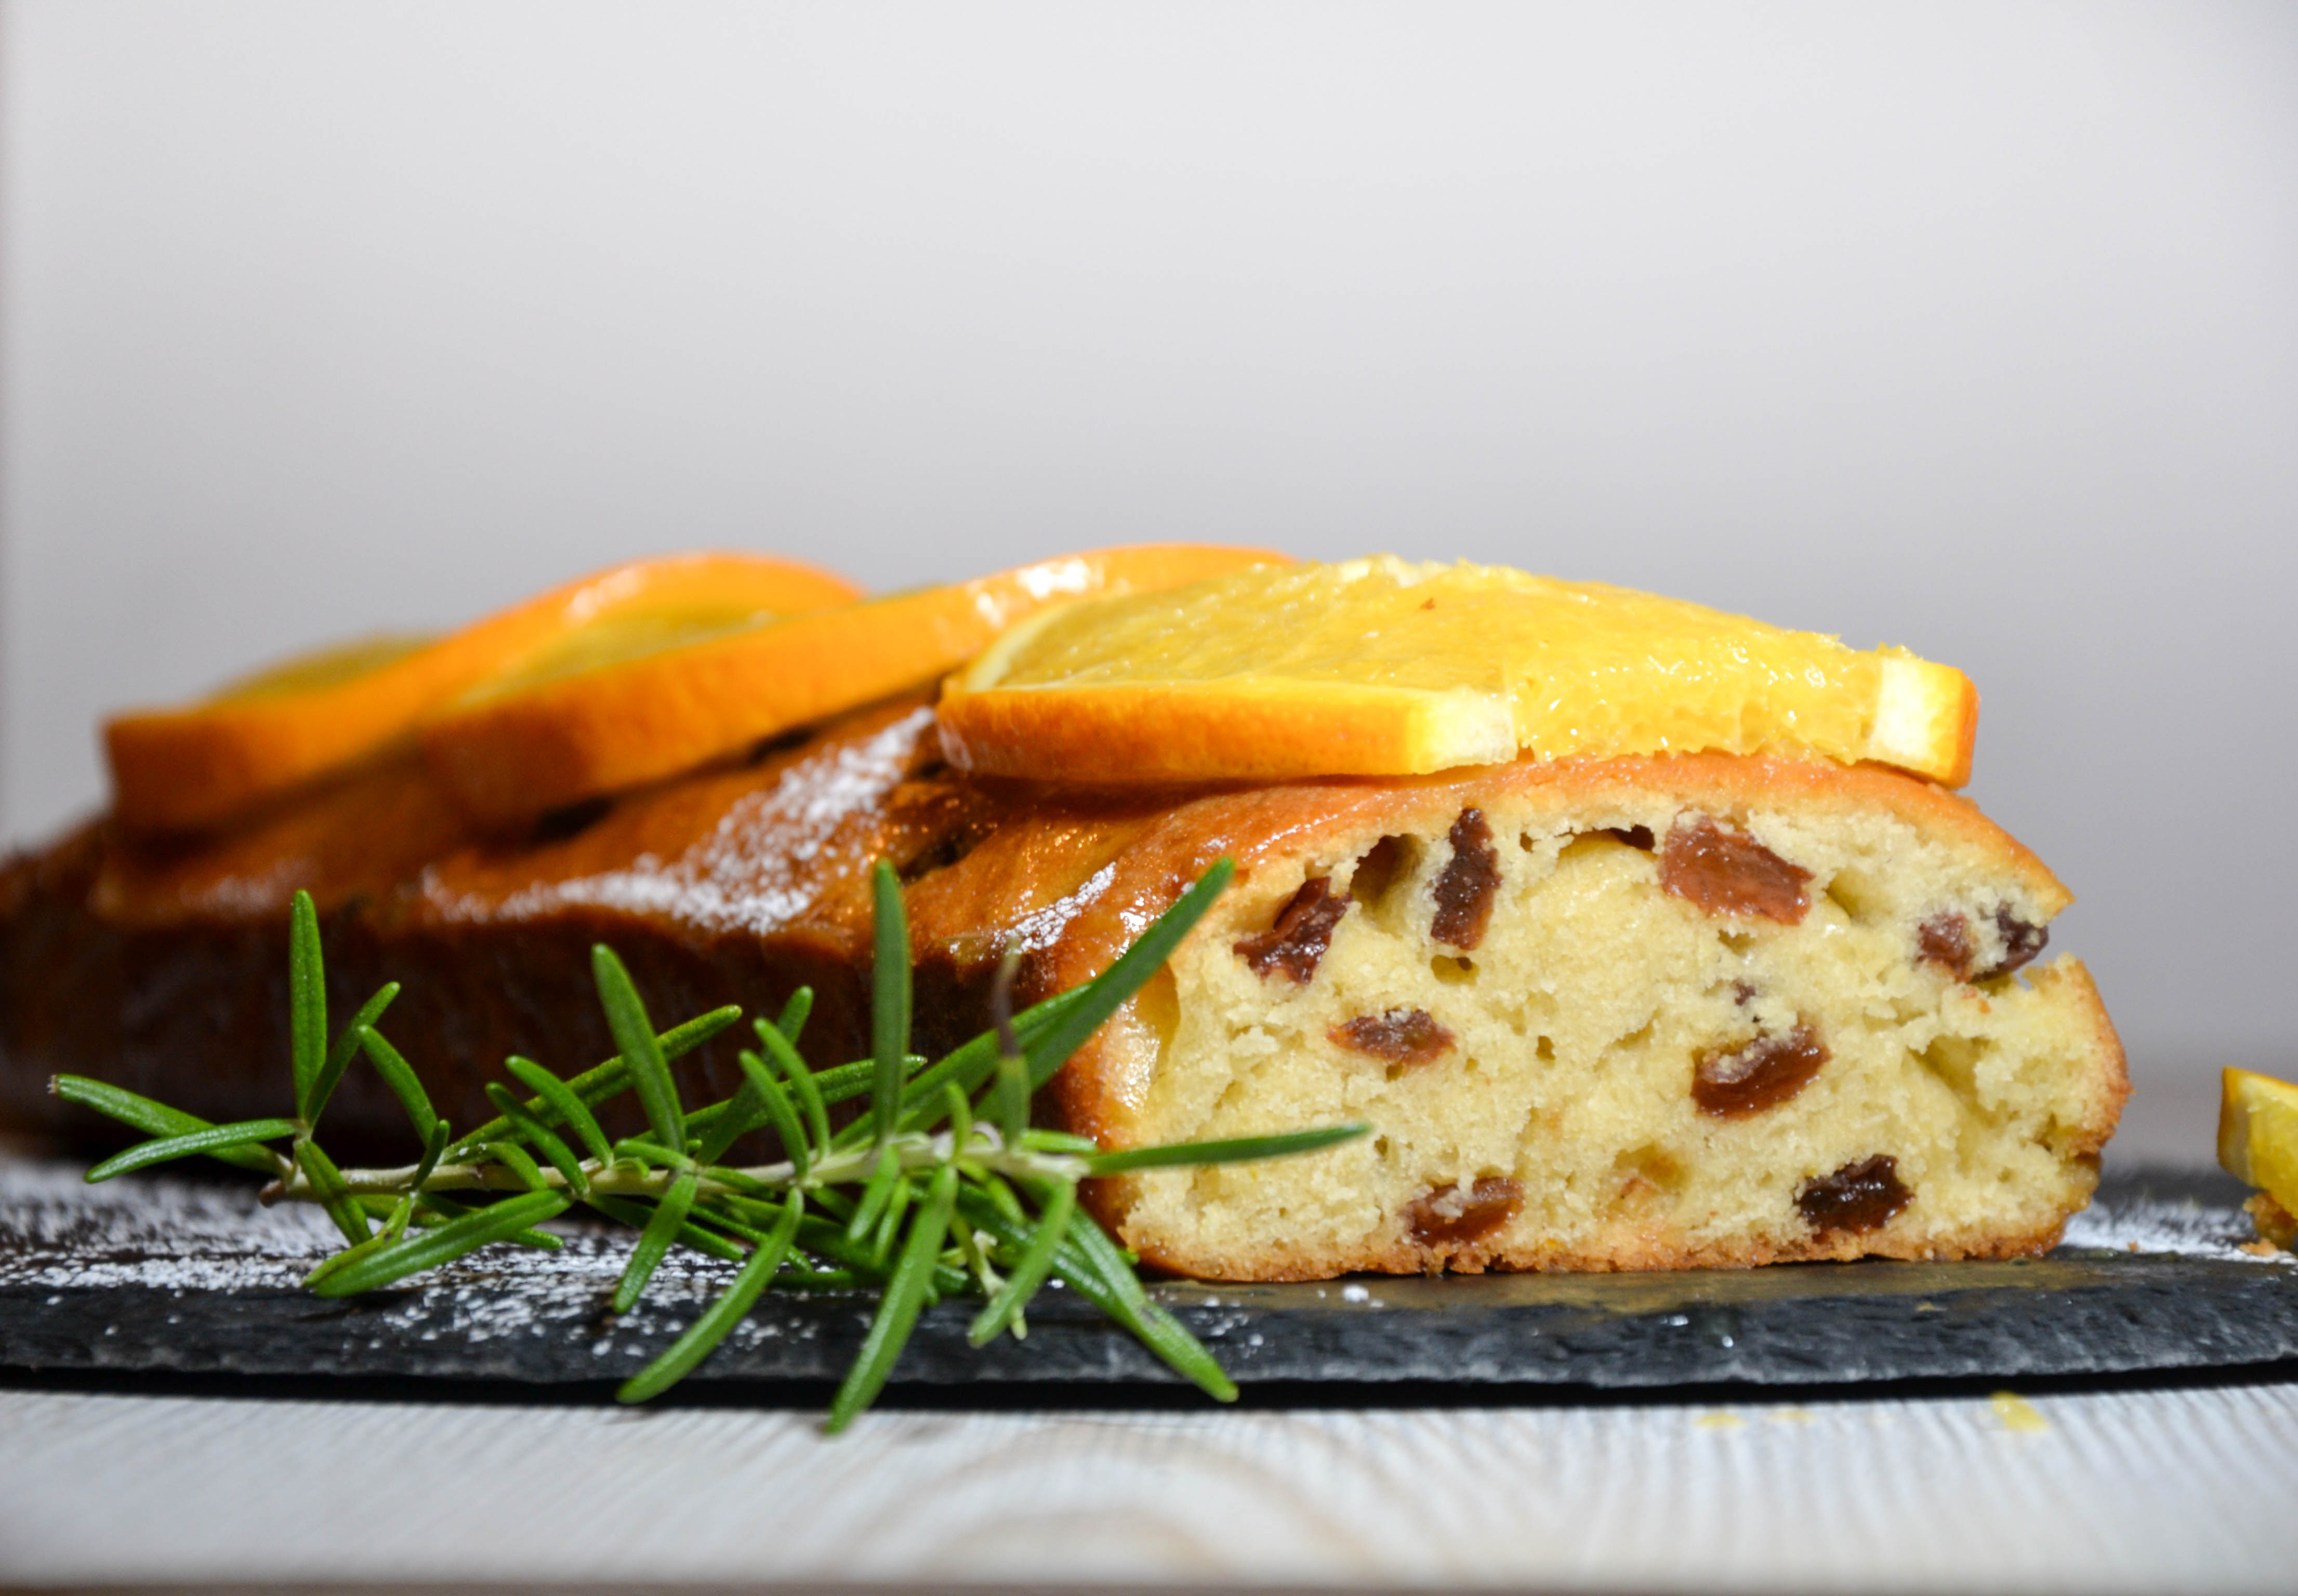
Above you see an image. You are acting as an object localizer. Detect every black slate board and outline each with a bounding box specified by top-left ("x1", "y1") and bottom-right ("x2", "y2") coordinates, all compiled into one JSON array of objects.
[{"x1": 4, "y1": 1159, "x2": 2294, "y2": 1391}]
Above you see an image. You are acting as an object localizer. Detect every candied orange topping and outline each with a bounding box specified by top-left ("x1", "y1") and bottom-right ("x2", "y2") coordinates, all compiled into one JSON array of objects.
[
  {"x1": 421, "y1": 544, "x2": 1288, "y2": 827},
  {"x1": 2222, "y1": 1068, "x2": 2298, "y2": 1235},
  {"x1": 938, "y1": 556, "x2": 1978, "y2": 786},
  {"x1": 104, "y1": 553, "x2": 861, "y2": 832}
]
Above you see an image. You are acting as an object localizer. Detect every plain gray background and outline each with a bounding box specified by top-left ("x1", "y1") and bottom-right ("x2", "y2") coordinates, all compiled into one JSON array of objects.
[{"x1": 3, "y1": 2, "x2": 2294, "y2": 1131}]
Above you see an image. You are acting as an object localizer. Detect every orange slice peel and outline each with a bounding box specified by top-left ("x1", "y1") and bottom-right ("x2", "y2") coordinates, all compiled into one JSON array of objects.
[
  {"x1": 420, "y1": 543, "x2": 1290, "y2": 827},
  {"x1": 936, "y1": 556, "x2": 1980, "y2": 787},
  {"x1": 104, "y1": 552, "x2": 862, "y2": 832},
  {"x1": 2221, "y1": 1068, "x2": 2298, "y2": 1246}
]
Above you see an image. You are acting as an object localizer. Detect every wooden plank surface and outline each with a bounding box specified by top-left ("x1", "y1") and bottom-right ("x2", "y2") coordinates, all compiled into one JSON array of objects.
[{"x1": 4, "y1": 1379, "x2": 2296, "y2": 1591}]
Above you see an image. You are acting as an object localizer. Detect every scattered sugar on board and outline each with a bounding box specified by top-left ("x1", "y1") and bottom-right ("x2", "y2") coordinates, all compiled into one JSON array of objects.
[
  {"x1": 5, "y1": 1162, "x2": 2286, "y2": 1340},
  {"x1": 2062, "y1": 1185, "x2": 2289, "y2": 1266}
]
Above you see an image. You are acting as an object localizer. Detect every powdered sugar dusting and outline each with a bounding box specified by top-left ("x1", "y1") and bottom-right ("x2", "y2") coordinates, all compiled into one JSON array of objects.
[
  {"x1": 1006, "y1": 863, "x2": 1118, "y2": 953},
  {"x1": 0, "y1": 1161, "x2": 338, "y2": 1293},
  {"x1": 447, "y1": 708, "x2": 935, "y2": 936},
  {"x1": 0, "y1": 1159, "x2": 818, "y2": 1361},
  {"x1": 2063, "y1": 1180, "x2": 2291, "y2": 1266}
]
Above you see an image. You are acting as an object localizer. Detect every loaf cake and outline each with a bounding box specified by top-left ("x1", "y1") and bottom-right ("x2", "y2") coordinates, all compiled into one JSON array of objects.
[{"x1": 1, "y1": 691, "x2": 2123, "y2": 1276}]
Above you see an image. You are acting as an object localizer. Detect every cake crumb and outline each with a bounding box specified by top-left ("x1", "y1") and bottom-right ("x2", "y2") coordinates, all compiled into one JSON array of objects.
[
  {"x1": 1990, "y1": 1391, "x2": 2049, "y2": 1433},
  {"x1": 2244, "y1": 1192, "x2": 2296, "y2": 1252}
]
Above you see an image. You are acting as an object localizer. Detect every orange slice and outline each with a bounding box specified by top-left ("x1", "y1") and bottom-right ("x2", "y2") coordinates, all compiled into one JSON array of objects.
[
  {"x1": 2220, "y1": 1068, "x2": 2298, "y2": 1225},
  {"x1": 937, "y1": 556, "x2": 1979, "y2": 786},
  {"x1": 420, "y1": 543, "x2": 1289, "y2": 826},
  {"x1": 105, "y1": 553, "x2": 862, "y2": 832}
]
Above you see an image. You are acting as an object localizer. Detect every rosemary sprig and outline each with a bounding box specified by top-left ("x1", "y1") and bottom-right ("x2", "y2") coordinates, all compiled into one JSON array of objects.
[{"x1": 49, "y1": 855, "x2": 1365, "y2": 1427}]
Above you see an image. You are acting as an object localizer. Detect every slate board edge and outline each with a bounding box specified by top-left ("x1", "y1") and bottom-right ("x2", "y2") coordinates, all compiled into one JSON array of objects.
[
  {"x1": 9, "y1": 1257, "x2": 2298, "y2": 1391},
  {"x1": 7, "y1": 1163, "x2": 2296, "y2": 1393}
]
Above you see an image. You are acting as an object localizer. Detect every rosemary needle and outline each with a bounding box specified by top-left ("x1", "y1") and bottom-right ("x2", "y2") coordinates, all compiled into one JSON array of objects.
[
  {"x1": 474, "y1": 1138, "x2": 550, "y2": 1195},
  {"x1": 1018, "y1": 858, "x2": 1233, "y2": 1091},
  {"x1": 968, "y1": 1175, "x2": 1074, "y2": 1346},
  {"x1": 1084, "y1": 1123, "x2": 1369, "y2": 1175},
  {"x1": 592, "y1": 946, "x2": 685, "y2": 1155},
  {"x1": 724, "y1": 1047, "x2": 809, "y2": 1178},
  {"x1": 772, "y1": 987, "x2": 813, "y2": 1043},
  {"x1": 752, "y1": 1019, "x2": 830, "y2": 1160},
  {"x1": 307, "y1": 981, "x2": 398, "y2": 1130},
  {"x1": 868, "y1": 859, "x2": 911, "y2": 1149},
  {"x1": 407, "y1": 1120, "x2": 451, "y2": 1193},
  {"x1": 294, "y1": 1137, "x2": 373, "y2": 1246},
  {"x1": 82, "y1": 1119, "x2": 296, "y2": 1183},
  {"x1": 49, "y1": 1077, "x2": 281, "y2": 1176},
  {"x1": 312, "y1": 1189, "x2": 572, "y2": 1297},
  {"x1": 618, "y1": 1193, "x2": 805, "y2": 1403},
  {"x1": 588, "y1": 1193, "x2": 746, "y2": 1265},
  {"x1": 828, "y1": 1161, "x2": 957, "y2": 1432},
  {"x1": 615, "y1": 1166, "x2": 700, "y2": 1313},
  {"x1": 847, "y1": 1142, "x2": 904, "y2": 1243},
  {"x1": 483, "y1": 1085, "x2": 588, "y2": 1197},
  {"x1": 503, "y1": 1057, "x2": 611, "y2": 1166},
  {"x1": 355, "y1": 1027, "x2": 439, "y2": 1145},
  {"x1": 410, "y1": 1191, "x2": 562, "y2": 1251},
  {"x1": 286, "y1": 890, "x2": 328, "y2": 1124}
]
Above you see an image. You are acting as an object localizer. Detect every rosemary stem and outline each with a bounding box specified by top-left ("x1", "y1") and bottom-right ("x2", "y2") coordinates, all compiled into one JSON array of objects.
[{"x1": 265, "y1": 1129, "x2": 1089, "y2": 1205}]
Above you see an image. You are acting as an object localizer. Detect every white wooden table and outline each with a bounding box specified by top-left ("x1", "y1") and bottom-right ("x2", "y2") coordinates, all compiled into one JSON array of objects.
[{"x1": 5, "y1": 1380, "x2": 2295, "y2": 1591}]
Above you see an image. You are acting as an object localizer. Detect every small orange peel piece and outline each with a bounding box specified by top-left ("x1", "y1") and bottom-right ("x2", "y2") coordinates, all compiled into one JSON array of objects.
[
  {"x1": 936, "y1": 556, "x2": 1980, "y2": 787},
  {"x1": 420, "y1": 543, "x2": 1289, "y2": 827},
  {"x1": 104, "y1": 553, "x2": 862, "y2": 832},
  {"x1": 2220, "y1": 1067, "x2": 2298, "y2": 1235}
]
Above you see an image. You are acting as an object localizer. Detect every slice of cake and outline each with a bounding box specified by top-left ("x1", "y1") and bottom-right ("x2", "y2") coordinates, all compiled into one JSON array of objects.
[{"x1": 1009, "y1": 756, "x2": 2123, "y2": 1277}]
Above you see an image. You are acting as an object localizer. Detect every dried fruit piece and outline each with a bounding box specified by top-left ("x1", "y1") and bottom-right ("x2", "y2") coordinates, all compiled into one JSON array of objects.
[
  {"x1": 1329, "y1": 1007, "x2": 1456, "y2": 1068},
  {"x1": 1917, "y1": 912, "x2": 1975, "y2": 979},
  {"x1": 1796, "y1": 1154, "x2": 1911, "y2": 1236},
  {"x1": 1918, "y1": 906, "x2": 2049, "y2": 982},
  {"x1": 1977, "y1": 907, "x2": 2049, "y2": 981},
  {"x1": 1233, "y1": 876, "x2": 1351, "y2": 983},
  {"x1": 1404, "y1": 1177, "x2": 1523, "y2": 1248},
  {"x1": 1659, "y1": 815, "x2": 1811, "y2": 924},
  {"x1": 1693, "y1": 1022, "x2": 1831, "y2": 1118},
  {"x1": 1430, "y1": 808, "x2": 1500, "y2": 951}
]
